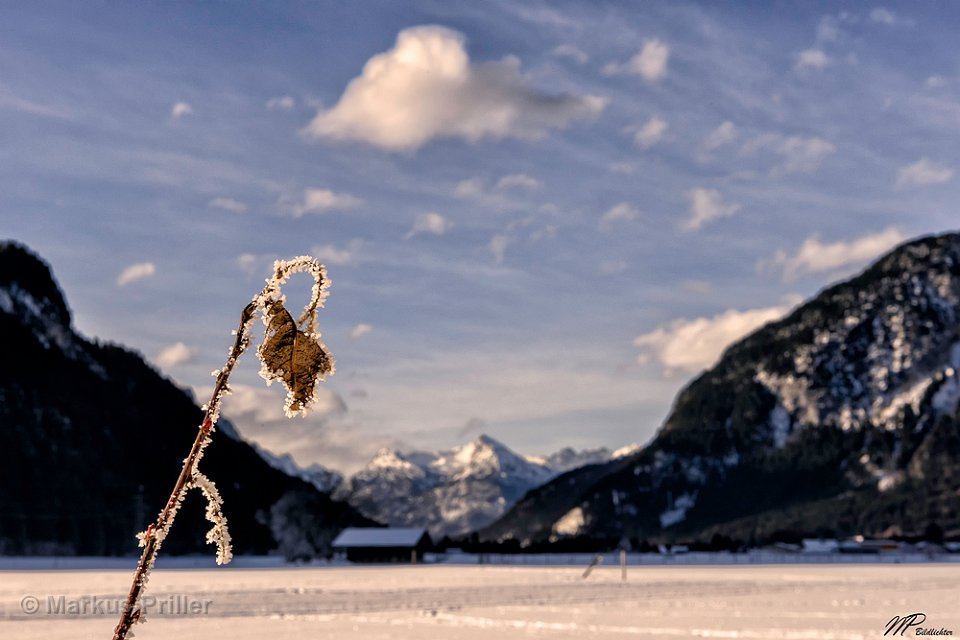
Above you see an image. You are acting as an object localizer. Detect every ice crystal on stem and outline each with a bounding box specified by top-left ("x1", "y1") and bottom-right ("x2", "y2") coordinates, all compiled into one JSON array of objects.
[{"x1": 112, "y1": 256, "x2": 334, "y2": 640}]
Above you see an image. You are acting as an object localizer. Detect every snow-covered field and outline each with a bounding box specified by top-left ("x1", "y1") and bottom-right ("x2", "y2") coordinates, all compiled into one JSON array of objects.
[{"x1": 2, "y1": 562, "x2": 957, "y2": 639}]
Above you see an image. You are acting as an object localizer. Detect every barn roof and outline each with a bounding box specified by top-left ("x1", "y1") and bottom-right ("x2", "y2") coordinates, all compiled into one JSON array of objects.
[{"x1": 332, "y1": 527, "x2": 430, "y2": 548}]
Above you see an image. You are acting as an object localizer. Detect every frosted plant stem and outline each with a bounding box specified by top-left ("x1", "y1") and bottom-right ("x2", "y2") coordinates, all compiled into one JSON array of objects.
[{"x1": 112, "y1": 303, "x2": 256, "y2": 640}]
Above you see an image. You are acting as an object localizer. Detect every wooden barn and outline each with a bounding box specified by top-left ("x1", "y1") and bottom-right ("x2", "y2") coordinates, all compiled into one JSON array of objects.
[{"x1": 332, "y1": 527, "x2": 432, "y2": 563}]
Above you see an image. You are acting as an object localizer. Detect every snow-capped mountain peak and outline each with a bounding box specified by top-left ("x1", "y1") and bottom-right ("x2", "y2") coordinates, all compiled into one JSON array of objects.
[{"x1": 339, "y1": 434, "x2": 620, "y2": 537}]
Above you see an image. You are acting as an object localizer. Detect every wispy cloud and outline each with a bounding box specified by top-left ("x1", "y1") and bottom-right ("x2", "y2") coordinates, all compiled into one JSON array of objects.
[
  {"x1": 212, "y1": 384, "x2": 393, "y2": 474},
  {"x1": 489, "y1": 234, "x2": 509, "y2": 264},
  {"x1": 895, "y1": 157, "x2": 953, "y2": 189},
  {"x1": 683, "y1": 188, "x2": 739, "y2": 231},
  {"x1": 551, "y1": 44, "x2": 588, "y2": 65},
  {"x1": 290, "y1": 188, "x2": 363, "y2": 216},
  {"x1": 495, "y1": 173, "x2": 542, "y2": 191},
  {"x1": 742, "y1": 134, "x2": 835, "y2": 175},
  {"x1": 698, "y1": 121, "x2": 737, "y2": 160},
  {"x1": 603, "y1": 39, "x2": 670, "y2": 81},
  {"x1": 0, "y1": 86, "x2": 71, "y2": 119},
  {"x1": 455, "y1": 173, "x2": 542, "y2": 200},
  {"x1": 405, "y1": 212, "x2": 452, "y2": 239},
  {"x1": 454, "y1": 177, "x2": 485, "y2": 199},
  {"x1": 266, "y1": 95, "x2": 296, "y2": 110},
  {"x1": 236, "y1": 253, "x2": 264, "y2": 275},
  {"x1": 350, "y1": 323, "x2": 373, "y2": 339},
  {"x1": 869, "y1": 7, "x2": 913, "y2": 27},
  {"x1": 600, "y1": 202, "x2": 640, "y2": 229},
  {"x1": 116, "y1": 262, "x2": 156, "y2": 287},
  {"x1": 633, "y1": 115, "x2": 668, "y2": 149},
  {"x1": 763, "y1": 227, "x2": 906, "y2": 282},
  {"x1": 311, "y1": 240, "x2": 362, "y2": 266},
  {"x1": 208, "y1": 196, "x2": 247, "y2": 213},
  {"x1": 302, "y1": 26, "x2": 605, "y2": 151},
  {"x1": 795, "y1": 48, "x2": 829, "y2": 71}
]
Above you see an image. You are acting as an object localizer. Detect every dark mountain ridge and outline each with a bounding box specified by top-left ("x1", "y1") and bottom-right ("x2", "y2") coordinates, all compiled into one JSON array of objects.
[
  {"x1": 483, "y1": 231, "x2": 960, "y2": 545},
  {"x1": 0, "y1": 241, "x2": 372, "y2": 557}
]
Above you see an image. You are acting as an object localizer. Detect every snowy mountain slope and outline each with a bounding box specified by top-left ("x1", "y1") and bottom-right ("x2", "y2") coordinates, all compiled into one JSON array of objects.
[
  {"x1": 0, "y1": 241, "x2": 372, "y2": 556},
  {"x1": 336, "y1": 435, "x2": 621, "y2": 537},
  {"x1": 252, "y1": 445, "x2": 344, "y2": 494},
  {"x1": 482, "y1": 231, "x2": 960, "y2": 544}
]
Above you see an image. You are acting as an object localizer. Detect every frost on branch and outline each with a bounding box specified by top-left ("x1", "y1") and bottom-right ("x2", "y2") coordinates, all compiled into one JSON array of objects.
[
  {"x1": 113, "y1": 254, "x2": 335, "y2": 640},
  {"x1": 188, "y1": 472, "x2": 233, "y2": 565}
]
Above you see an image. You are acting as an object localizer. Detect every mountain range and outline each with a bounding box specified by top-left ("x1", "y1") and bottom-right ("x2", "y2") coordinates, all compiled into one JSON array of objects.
[
  {"x1": 6, "y1": 231, "x2": 960, "y2": 555},
  {"x1": 331, "y1": 435, "x2": 623, "y2": 537},
  {"x1": 481, "y1": 231, "x2": 960, "y2": 545},
  {"x1": 0, "y1": 241, "x2": 372, "y2": 557}
]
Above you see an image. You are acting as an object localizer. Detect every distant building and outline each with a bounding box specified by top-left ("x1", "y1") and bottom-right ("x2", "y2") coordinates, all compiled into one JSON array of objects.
[{"x1": 332, "y1": 527, "x2": 432, "y2": 563}]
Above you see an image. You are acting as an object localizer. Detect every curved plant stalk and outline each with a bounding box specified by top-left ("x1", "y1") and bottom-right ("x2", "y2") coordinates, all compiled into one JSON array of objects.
[{"x1": 112, "y1": 257, "x2": 334, "y2": 640}]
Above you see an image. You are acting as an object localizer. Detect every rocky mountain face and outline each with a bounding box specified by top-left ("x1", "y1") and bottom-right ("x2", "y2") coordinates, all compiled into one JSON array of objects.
[
  {"x1": 482, "y1": 232, "x2": 960, "y2": 545},
  {"x1": 0, "y1": 241, "x2": 372, "y2": 557},
  {"x1": 335, "y1": 435, "x2": 617, "y2": 537}
]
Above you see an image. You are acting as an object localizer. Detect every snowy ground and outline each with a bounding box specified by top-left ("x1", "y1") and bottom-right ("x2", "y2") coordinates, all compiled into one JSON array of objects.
[{"x1": 1, "y1": 561, "x2": 958, "y2": 639}]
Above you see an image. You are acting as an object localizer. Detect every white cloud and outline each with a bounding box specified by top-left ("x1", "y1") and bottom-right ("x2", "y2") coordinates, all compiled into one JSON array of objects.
[
  {"x1": 495, "y1": 173, "x2": 542, "y2": 191},
  {"x1": 116, "y1": 262, "x2": 156, "y2": 287},
  {"x1": 236, "y1": 253, "x2": 262, "y2": 274},
  {"x1": 795, "y1": 48, "x2": 829, "y2": 71},
  {"x1": 454, "y1": 177, "x2": 485, "y2": 199},
  {"x1": 266, "y1": 95, "x2": 296, "y2": 110},
  {"x1": 551, "y1": 44, "x2": 589, "y2": 65},
  {"x1": 218, "y1": 384, "x2": 345, "y2": 424},
  {"x1": 600, "y1": 202, "x2": 640, "y2": 229},
  {"x1": 208, "y1": 196, "x2": 247, "y2": 213},
  {"x1": 171, "y1": 102, "x2": 193, "y2": 119},
  {"x1": 765, "y1": 227, "x2": 906, "y2": 282},
  {"x1": 683, "y1": 188, "x2": 739, "y2": 231},
  {"x1": 489, "y1": 234, "x2": 509, "y2": 264},
  {"x1": 895, "y1": 157, "x2": 953, "y2": 189},
  {"x1": 302, "y1": 26, "x2": 605, "y2": 151},
  {"x1": 210, "y1": 383, "x2": 391, "y2": 474},
  {"x1": 699, "y1": 121, "x2": 737, "y2": 158},
  {"x1": 155, "y1": 342, "x2": 194, "y2": 369},
  {"x1": 291, "y1": 188, "x2": 363, "y2": 216},
  {"x1": 742, "y1": 134, "x2": 835, "y2": 174},
  {"x1": 925, "y1": 75, "x2": 947, "y2": 89},
  {"x1": 405, "y1": 211, "x2": 452, "y2": 239},
  {"x1": 604, "y1": 39, "x2": 670, "y2": 82},
  {"x1": 350, "y1": 323, "x2": 373, "y2": 339},
  {"x1": 311, "y1": 240, "x2": 362, "y2": 266},
  {"x1": 633, "y1": 115, "x2": 668, "y2": 149},
  {"x1": 635, "y1": 304, "x2": 793, "y2": 374}
]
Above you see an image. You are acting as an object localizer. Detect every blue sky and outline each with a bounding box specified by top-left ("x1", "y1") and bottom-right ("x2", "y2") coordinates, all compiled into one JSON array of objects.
[{"x1": 3, "y1": 1, "x2": 959, "y2": 473}]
